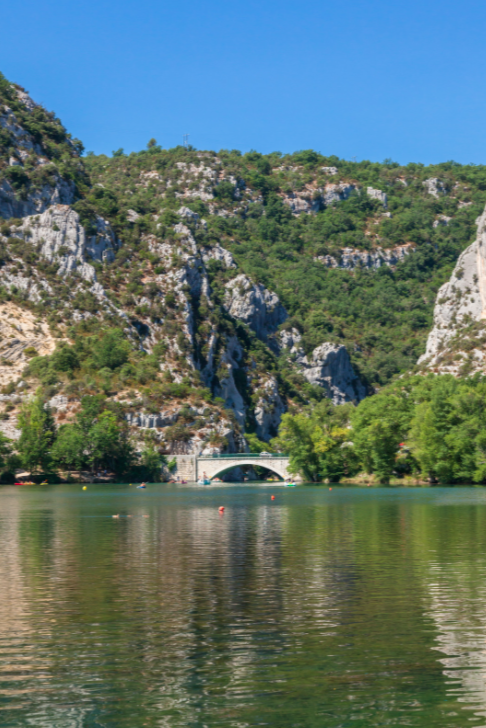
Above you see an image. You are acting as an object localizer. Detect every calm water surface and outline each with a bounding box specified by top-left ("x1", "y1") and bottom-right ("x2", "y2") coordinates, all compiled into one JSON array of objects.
[{"x1": 2, "y1": 484, "x2": 486, "y2": 727}]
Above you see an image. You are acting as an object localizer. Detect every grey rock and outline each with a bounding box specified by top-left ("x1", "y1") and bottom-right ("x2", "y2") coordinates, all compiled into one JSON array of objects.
[
  {"x1": 127, "y1": 209, "x2": 140, "y2": 222},
  {"x1": 279, "y1": 328, "x2": 302, "y2": 353},
  {"x1": 322, "y1": 183, "x2": 357, "y2": 206},
  {"x1": 0, "y1": 176, "x2": 75, "y2": 220},
  {"x1": 177, "y1": 206, "x2": 199, "y2": 222},
  {"x1": 224, "y1": 274, "x2": 288, "y2": 344},
  {"x1": 254, "y1": 376, "x2": 286, "y2": 440},
  {"x1": 423, "y1": 178, "x2": 446, "y2": 198},
  {"x1": 13, "y1": 88, "x2": 37, "y2": 112},
  {"x1": 299, "y1": 343, "x2": 366, "y2": 404},
  {"x1": 315, "y1": 244, "x2": 414, "y2": 270},
  {"x1": 15, "y1": 204, "x2": 119, "y2": 283},
  {"x1": 283, "y1": 193, "x2": 321, "y2": 215},
  {"x1": 433, "y1": 215, "x2": 452, "y2": 228},
  {"x1": 367, "y1": 187, "x2": 388, "y2": 208},
  {"x1": 321, "y1": 166, "x2": 338, "y2": 175},
  {"x1": 419, "y1": 203, "x2": 486, "y2": 367},
  {"x1": 213, "y1": 336, "x2": 246, "y2": 426},
  {"x1": 201, "y1": 244, "x2": 236, "y2": 269}
]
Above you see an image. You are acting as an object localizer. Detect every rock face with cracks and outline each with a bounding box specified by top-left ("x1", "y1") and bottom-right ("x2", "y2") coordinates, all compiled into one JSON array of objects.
[
  {"x1": 419, "y1": 203, "x2": 486, "y2": 370},
  {"x1": 280, "y1": 330, "x2": 365, "y2": 404},
  {"x1": 224, "y1": 274, "x2": 288, "y2": 346}
]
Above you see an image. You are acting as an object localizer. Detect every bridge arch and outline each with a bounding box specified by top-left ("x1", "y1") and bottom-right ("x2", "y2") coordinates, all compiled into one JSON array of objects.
[{"x1": 197, "y1": 456, "x2": 292, "y2": 482}]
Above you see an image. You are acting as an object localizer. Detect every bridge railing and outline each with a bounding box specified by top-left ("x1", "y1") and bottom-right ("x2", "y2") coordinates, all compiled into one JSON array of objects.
[{"x1": 198, "y1": 453, "x2": 289, "y2": 459}]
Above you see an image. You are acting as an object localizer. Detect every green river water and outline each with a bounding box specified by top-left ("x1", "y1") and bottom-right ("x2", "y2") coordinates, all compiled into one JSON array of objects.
[{"x1": 2, "y1": 483, "x2": 486, "y2": 727}]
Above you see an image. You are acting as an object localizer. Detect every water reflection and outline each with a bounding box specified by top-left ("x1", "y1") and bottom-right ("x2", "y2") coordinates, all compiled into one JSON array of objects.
[{"x1": 1, "y1": 485, "x2": 486, "y2": 726}]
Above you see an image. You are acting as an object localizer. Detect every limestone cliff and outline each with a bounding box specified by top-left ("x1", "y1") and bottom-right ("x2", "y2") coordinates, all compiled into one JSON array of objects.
[
  {"x1": 419, "y1": 204, "x2": 486, "y2": 373},
  {"x1": 280, "y1": 330, "x2": 365, "y2": 404},
  {"x1": 224, "y1": 274, "x2": 288, "y2": 347}
]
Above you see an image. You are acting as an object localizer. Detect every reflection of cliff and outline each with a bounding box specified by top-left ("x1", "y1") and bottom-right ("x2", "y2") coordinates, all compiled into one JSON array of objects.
[{"x1": 426, "y1": 562, "x2": 486, "y2": 721}]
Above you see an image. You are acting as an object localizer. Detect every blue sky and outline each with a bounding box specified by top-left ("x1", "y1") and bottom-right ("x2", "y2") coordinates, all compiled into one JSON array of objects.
[{"x1": 2, "y1": 0, "x2": 486, "y2": 164}]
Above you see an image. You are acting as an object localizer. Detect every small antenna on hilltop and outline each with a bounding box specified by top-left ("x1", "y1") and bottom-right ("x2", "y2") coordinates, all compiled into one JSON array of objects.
[
  {"x1": 183, "y1": 133, "x2": 189, "y2": 148},
  {"x1": 352, "y1": 156, "x2": 357, "y2": 164}
]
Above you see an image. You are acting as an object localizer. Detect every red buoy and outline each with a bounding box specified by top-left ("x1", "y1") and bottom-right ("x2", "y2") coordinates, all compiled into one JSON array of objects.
[
  {"x1": 329, "y1": 487, "x2": 332, "y2": 491},
  {"x1": 219, "y1": 506, "x2": 225, "y2": 512},
  {"x1": 271, "y1": 495, "x2": 275, "y2": 500}
]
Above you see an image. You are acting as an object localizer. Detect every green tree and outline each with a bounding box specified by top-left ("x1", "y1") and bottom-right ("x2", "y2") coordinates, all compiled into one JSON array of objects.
[
  {"x1": 17, "y1": 393, "x2": 56, "y2": 472},
  {"x1": 51, "y1": 424, "x2": 85, "y2": 473},
  {"x1": 92, "y1": 329, "x2": 131, "y2": 370},
  {"x1": 140, "y1": 445, "x2": 167, "y2": 481},
  {"x1": 351, "y1": 382, "x2": 415, "y2": 483}
]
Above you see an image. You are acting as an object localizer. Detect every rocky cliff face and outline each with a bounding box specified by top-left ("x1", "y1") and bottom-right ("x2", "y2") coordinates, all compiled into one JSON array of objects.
[
  {"x1": 315, "y1": 244, "x2": 414, "y2": 270},
  {"x1": 224, "y1": 274, "x2": 288, "y2": 347},
  {"x1": 282, "y1": 183, "x2": 357, "y2": 214},
  {"x1": 17, "y1": 205, "x2": 119, "y2": 281},
  {"x1": 419, "y1": 203, "x2": 486, "y2": 373},
  {"x1": 280, "y1": 329, "x2": 365, "y2": 404}
]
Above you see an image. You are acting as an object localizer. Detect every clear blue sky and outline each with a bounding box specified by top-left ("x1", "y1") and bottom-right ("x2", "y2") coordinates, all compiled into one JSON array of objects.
[{"x1": 2, "y1": 0, "x2": 486, "y2": 164}]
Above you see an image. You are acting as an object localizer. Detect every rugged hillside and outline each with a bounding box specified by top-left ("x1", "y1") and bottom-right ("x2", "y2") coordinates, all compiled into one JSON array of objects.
[{"x1": 2, "y1": 70, "x2": 486, "y2": 465}]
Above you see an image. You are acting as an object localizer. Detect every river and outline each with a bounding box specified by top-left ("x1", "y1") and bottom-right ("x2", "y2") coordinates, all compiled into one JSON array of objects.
[{"x1": 2, "y1": 483, "x2": 486, "y2": 727}]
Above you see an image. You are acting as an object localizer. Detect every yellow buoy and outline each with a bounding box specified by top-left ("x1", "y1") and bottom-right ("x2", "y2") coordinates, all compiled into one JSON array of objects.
[{"x1": 82, "y1": 486, "x2": 87, "y2": 490}]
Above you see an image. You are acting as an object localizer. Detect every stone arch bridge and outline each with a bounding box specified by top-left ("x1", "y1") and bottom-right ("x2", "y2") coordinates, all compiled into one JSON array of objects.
[{"x1": 174, "y1": 454, "x2": 293, "y2": 482}]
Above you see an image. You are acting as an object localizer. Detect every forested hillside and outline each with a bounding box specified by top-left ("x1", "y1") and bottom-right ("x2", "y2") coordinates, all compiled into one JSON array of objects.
[
  {"x1": 83, "y1": 146, "x2": 486, "y2": 387},
  {"x1": 1, "y1": 69, "x2": 486, "y2": 481}
]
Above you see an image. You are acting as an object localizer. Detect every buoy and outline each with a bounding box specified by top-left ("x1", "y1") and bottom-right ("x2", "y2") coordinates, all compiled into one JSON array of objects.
[
  {"x1": 219, "y1": 506, "x2": 225, "y2": 512},
  {"x1": 329, "y1": 487, "x2": 332, "y2": 491},
  {"x1": 271, "y1": 495, "x2": 275, "y2": 500},
  {"x1": 82, "y1": 486, "x2": 87, "y2": 490}
]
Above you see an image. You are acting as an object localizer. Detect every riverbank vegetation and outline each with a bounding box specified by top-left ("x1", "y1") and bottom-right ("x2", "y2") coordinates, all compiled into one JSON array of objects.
[{"x1": 272, "y1": 374, "x2": 486, "y2": 485}]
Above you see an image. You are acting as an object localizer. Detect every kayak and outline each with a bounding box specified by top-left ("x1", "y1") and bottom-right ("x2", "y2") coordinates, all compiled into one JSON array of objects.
[
  {"x1": 197, "y1": 478, "x2": 211, "y2": 485},
  {"x1": 285, "y1": 482, "x2": 297, "y2": 487}
]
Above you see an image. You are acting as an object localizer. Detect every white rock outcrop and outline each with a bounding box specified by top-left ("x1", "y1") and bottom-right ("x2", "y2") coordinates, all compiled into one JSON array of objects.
[
  {"x1": 299, "y1": 343, "x2": 366, "y2": 404},
  {"x1": 254, "y1": 376, "x2": 286, "y2": 440},
  {"x1": 367, "y1": 187, "x2": 387, "y2": 208},
  {"x1": 213, "y1": 336, "x2": 247, "y2": 426},
  {"x1": 322, "y1": 183, "x2": 357, "y2": 206},
  {"x1": 280, "y1": 330, "x2": 365, "y2": 404},
  {"x1": 15, "y1": 205, "x2": 119, "y2": 283},
  {"x1": 201, "y1": 244, "x2": 236, "y2": 269},
  {"x1": 0, "y1": 176, "x2": 75, "y2": 220},
  {"x1": 282, "y1": 183, "x2": 357, "y2": 215},
  {"x1": 315, "y1": 244, "x2": 414, "y2": 270},
  {"x1": 419, "y1": 204, "x2": 486, "y2": 366},
  {"x1": 224, "y1": 274, "x2": 288, "y2": 343},
  {"x1": 283, "y1": 193, "x2": 321, "y2": 215},
  {"x1": 423, "y1": 178, "x2": 446, "y2": 198},
  {"x1": 433, "y1": 215, "x2": 452, "y2": 228}
]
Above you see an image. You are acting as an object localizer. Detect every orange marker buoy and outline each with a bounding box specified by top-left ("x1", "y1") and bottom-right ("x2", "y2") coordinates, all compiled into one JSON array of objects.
[
  {"x1": 329, "y1": 487, "x2": 332, "y2": 491},
  {"x1": 219, "y1": 506, "x2": 225, "y2": 512},
  {"x1": 271, "y1": 495, "x2": 275, "y2": 500}
]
